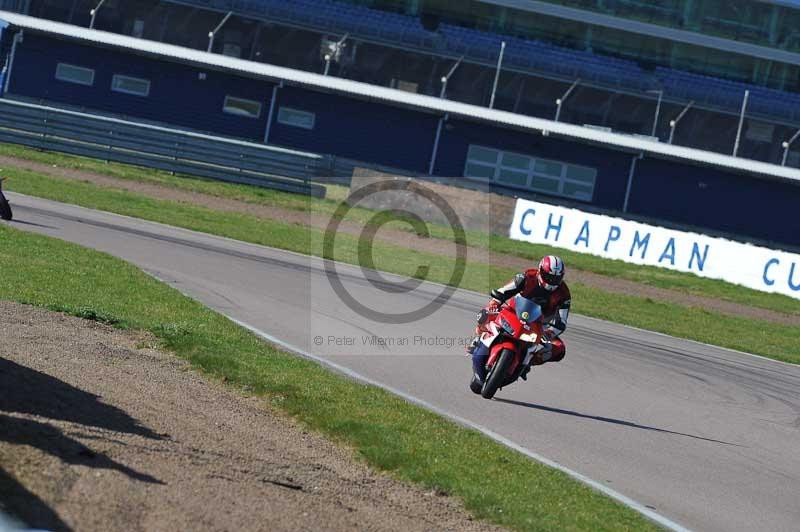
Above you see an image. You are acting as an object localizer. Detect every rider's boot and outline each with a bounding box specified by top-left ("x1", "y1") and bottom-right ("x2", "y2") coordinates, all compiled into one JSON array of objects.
[
  {"x1": 471, "y1": 343, "x2": 489, "y2": 383},
  {"x1": 521, "y1": 342, "x2": 554, "y2": 380}
]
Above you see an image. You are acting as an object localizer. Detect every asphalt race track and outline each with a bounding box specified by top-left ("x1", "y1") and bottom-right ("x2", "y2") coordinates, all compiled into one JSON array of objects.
[{"x1": 6, "y1": 193, "x2": 800, "y2": 532}]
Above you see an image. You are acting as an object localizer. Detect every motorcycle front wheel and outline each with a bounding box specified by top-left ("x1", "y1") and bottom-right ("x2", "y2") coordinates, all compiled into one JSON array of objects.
[{"x1": 481, "y1": 348, "x2": 515, "y2": 399}]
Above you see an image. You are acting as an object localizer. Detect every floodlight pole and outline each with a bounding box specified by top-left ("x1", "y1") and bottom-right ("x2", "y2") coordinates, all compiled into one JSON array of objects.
[
  {"x1": 207, "y1": 11, "x2": 233, "y2": 53},
  {"x1": 647, "y1": 89, "x2": 663, "y2": 138},
  {"x1": 781, "y1": 129, "x2": 800, "y2": 166},
  {"x1": 668, "y1": 100, "x2": 693, "y2": 144},
  {"x1": 89, "y1": 0, "x2": 106, "y2": 29},
  {"x1": 440, "y1": 56, "x2": 464, "y2": 99},
  {"x1": 554, "y1": 78, "x2": 580, "y2": 123},
  {"x1": 733, "y1": 89, "x2": 749, "y2": 157},
  {"x1": 489, "y1": 41, "x2": 506, "y2": 109},
  {"x1": 324, "y1": 33, "x2": 349, "y2": 76}
]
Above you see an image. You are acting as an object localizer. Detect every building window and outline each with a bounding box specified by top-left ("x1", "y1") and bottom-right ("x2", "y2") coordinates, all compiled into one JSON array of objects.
[
  {"x1": 55, "y1": 63, "x2": 95, "y2": 86},
  {"x1": 223, "y1": 96, "x2": 262, "y2": 118},
  {"x1": 277, "y1": 107, "x2": 316, "y2": 130},
  {"x1": 132, "y1": 19, "x2": 145, "y2": 38},
  {"x1": 111, "y1": 74, "x2": 150, "y2": 97},
  {"x1": 464, "y1": 145, "x2": 597, "y2": 202}
]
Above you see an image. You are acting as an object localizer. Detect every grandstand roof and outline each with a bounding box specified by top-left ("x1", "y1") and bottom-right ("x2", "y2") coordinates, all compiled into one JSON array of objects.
[
  {"x1": 481, "y1": 0, "x2": 800, "y2": 67},
  {"x1": 760, "y1": 0, "x2": 800, "y2": 8},
  {"x1": 1, "y1": 9, "x2": 799, "y2": 184}
]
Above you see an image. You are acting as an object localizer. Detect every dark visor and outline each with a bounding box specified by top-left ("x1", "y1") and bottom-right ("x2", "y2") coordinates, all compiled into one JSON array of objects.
[{"x1": 541, "y1": 271, "x2": 562, "y2": 285}]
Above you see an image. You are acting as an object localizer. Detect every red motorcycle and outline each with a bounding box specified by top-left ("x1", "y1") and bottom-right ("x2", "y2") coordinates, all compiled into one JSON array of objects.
[{"x1": 470, "y1": 295, "x2": 545, "y2": 399}]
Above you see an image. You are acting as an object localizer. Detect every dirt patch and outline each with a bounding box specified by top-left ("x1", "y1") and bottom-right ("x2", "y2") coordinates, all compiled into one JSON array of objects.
[
  {"x1": 3, "y1": 154, "x2": 798, "y2": 327},
  {"x1": 0, "y1": 302, "x2": 500, "y2": 532}
]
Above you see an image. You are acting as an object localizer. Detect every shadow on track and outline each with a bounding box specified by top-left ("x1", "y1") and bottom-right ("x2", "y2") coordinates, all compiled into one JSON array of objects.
[
  {"x1": 494, "y1": 397, "x2": 742, "y2": 446},
  {"x1": 8, "y1": 219, "x2": 58, "y2": 230}
]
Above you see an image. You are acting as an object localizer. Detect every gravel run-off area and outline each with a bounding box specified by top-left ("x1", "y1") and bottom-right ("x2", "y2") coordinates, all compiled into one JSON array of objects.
[{"x1": 0, "y1": 301, "x2": 502, "y2": 532}]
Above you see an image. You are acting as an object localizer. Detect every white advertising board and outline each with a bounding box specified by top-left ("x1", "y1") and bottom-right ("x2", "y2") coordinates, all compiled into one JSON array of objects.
[{"x1": 509, "y1": 199, "x2": 800, "y2": 300}]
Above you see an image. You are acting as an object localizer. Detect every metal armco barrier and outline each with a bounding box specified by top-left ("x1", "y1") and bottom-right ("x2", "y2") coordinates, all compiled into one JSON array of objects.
[{"x1": 0, "y1": 98, "x2": 327, "y2": 197}]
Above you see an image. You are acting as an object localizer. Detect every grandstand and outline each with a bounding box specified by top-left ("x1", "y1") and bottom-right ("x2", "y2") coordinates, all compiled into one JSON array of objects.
[
  {"x1": 2, "y1": 3, "x2": 800, "y2": 248},
  {"x1": 6, "y1": 0, "x2": 800, "y2": 165}
]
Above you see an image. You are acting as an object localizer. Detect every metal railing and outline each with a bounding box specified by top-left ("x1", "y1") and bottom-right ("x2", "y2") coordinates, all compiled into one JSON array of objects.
[{"x1": 0, "y1": 98, "x2": 328, "y2": 197}]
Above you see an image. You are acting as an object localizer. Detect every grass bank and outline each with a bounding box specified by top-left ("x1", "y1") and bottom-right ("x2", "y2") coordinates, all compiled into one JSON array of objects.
[
  {"x1": 2, "y1": 142, "x2": 798, "y2": 318},
  {"x1": 0, "y1": 224, "x2": 658, "y2": 531},
  {"x1": 6, "y1": 170, "x2": 800, "y2": 364}
]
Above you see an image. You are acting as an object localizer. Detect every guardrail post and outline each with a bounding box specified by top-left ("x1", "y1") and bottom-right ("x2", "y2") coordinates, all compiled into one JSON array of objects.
[
  {"x1": 170, "y1": 140, "x2": 180, "y2": 176},
  {"x1": 106, "y1": 128, "x2": 113, "y2": 163},
  {"x1": 40, "y1": 108, "x2": 50, "y2": 151}
]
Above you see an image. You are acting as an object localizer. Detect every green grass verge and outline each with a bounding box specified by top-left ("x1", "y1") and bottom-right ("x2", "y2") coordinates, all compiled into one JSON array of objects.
[
  {"x1": 2, "y1": 142, "x2": 798, "y2": 317},
  {"x1": 0, "y1": 224, "x2": 658, "y2": 531},
  {"x1": 6, "y1": 169, "x2": 800, "y2": 364}
]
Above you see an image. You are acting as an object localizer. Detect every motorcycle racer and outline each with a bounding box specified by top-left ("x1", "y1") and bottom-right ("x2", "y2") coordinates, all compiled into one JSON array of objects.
[{"x1": 468, "y1": 255, "x2": 571, "y2": 385}]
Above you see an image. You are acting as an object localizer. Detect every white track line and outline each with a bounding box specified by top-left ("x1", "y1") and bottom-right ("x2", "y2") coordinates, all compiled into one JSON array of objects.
[{"x1": 224, "y1": 314, "x2": 692, "y2": 532}]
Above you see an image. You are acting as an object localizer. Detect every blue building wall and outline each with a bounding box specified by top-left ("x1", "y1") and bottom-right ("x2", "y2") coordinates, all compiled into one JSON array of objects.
[
  {"x1": 434, "y1": 119, "x2": 633, "y2": 211},
  {"x1": 2, "y1": 31, "x2": 799, "y2": 247},
  {"x1": 0, "y1": 25, "x2": 7, "y2": 91},
  {"x1": 629, "y1": 158, "x2": 800, "y2": 247},
  {"x1": 8, "y1": 33, "x2": 274, "y2": 140},
  {"x1": 270, "y1": 87, "x2": 438, "y2": 173}
]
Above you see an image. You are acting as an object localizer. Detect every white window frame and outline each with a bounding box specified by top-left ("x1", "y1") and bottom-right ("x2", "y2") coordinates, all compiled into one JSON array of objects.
[
  {"x1": 277, "y1": 107, "x2": 316, "y2": 130},
  {"x1": 111, "y1": 74, "x2": 151, "y2": 97},
  {"x1": 223, "y1": 96, "x2": 262, "y2": 119},
  {"x1": 55, "y1": 63, "x2": 95, "y2": 86},
  {"x1": 464, "y1": 145, "x2": 597, "y2": 202}
]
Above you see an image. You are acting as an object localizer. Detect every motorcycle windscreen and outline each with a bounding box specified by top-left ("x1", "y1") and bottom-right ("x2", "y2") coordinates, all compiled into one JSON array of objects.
[{"x1": 513, "y1": 295, "x2": 542, "y2": 325}]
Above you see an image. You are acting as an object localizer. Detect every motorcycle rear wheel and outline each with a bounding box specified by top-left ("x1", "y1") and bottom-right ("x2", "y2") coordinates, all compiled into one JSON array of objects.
[{"x1": 481, "y1": 349, "x2": 515, "y2": 399}]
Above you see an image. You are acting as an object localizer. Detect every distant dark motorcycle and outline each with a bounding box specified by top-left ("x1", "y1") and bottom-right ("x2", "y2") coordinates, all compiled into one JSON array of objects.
[{"x1": 0, "y1": 177, "x2": 12, "y2": 221}]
